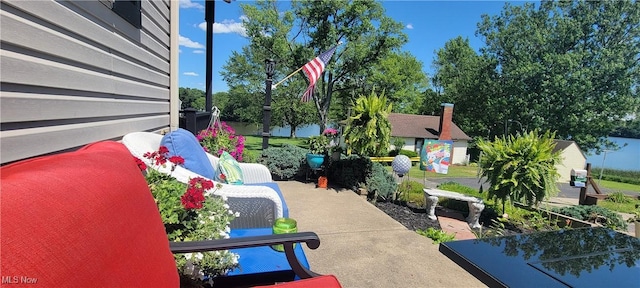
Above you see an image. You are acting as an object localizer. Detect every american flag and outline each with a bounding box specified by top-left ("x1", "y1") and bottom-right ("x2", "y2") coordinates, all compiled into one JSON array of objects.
[{"x1": 301, "y1": 45, "x2": 338, "y2": 102}]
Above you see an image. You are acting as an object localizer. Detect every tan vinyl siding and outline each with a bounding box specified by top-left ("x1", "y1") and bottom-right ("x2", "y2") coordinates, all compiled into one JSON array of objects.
[
  {"x1": 0, "y1": 0, "x2": 174, "y2": 164},
  {"x1": 556, "y1": 144, "x2": 588, "y2": 183}
]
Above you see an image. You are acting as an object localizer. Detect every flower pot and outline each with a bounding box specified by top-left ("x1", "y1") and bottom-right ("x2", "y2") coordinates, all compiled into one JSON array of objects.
[
  {"x1": 306, "y1": 153, "x2": 325, "y2": 169},
  {"x1": 318, "y1": 176, "x2": 328, "y2": 188},
  {"x1": 272, "y1": 218, "x2": 297, "y2": 252}
]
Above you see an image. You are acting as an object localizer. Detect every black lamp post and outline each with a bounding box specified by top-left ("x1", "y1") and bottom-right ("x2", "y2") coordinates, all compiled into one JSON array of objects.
[{"x1": 262, "y1": 59, "x2": 276, "y2": 150}]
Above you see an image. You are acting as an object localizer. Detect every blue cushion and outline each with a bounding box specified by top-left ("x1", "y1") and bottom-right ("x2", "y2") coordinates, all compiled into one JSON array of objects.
[
  {"x1": 245, "y1": 182, "x2": 289, "y2": 218},
  {"x1": 216, "y1": 151, "x2": 244, "y2": 185},
  {"x1": 160, "y1": 128, "x2": 216, "y2": 180},
  {"x1": 227, "y1": 228, "x2": 309, "y2": 276}
]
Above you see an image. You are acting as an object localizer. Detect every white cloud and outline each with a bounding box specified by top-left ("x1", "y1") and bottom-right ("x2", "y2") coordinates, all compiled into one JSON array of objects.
[
  {"x1": 193, "y1": 50, "x2": 205, "y2": 54},
  {"x1": 406, "y1": 24, "x2": 414, "y2": 30},
  {"x1": 179, "y1": 0, "x2": 204, "y2": 9},
  {"x1": 179, "y1": 35, "x2": 205, "y2": 49},
  {"x1": 183, "y1": 72, "x2": 199, "y2": 76},
  {"x1": 199, "y1": 18, "x2": 247, "y2": 37}
]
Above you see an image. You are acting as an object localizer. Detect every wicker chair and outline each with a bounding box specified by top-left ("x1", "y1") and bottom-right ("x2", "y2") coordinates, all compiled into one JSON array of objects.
[{"x1": 123, "y1": 131, "x2": 285, "y2": 229}]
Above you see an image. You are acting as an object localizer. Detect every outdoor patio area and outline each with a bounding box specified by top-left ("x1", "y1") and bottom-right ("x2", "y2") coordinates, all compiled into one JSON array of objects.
[{"x1": 275, "y1": 180, "x2": 485, "y2": 287}]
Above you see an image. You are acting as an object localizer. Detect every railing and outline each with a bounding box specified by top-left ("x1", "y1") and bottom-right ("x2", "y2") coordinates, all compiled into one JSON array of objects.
[
  {"x1": 179, "y1": 108, "x2": 211, "y2": 135},
  {"x1": 369, "y1": 156, "x2": 421, "y2": 163}
]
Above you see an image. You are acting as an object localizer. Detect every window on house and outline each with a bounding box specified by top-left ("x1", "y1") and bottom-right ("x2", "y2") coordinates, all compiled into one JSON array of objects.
[{"x1": 112, "y1": 0, "x2": 141, "y2": 29}]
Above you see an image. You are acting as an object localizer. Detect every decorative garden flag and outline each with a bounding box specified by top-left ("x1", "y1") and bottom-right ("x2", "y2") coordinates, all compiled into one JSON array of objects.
[
  {"x1": 420, "y1": 140, "x2": 453, "y2": 174},
  {"x1": 300, "y1": 45, "x2": 338, "y2": 102}
]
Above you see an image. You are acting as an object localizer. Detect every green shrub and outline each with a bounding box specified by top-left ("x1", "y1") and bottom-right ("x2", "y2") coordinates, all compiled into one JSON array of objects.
[
  {"x1": 388, "y1": 149, "x2": 418, "y2": 158},
  {"x1": 258, "y1": 144, "x2": 308, "y2": 180},
  {"x1": 366, "y1": 162, "x2": 397, "y2": 201},
  {"x1": 416, "y1": 227, "x2": 456, "y2": 244},
  {"x1": 605, "y1": 192, "x2": 633, "y2": 204},
  {"x1": 600, "y1": 174, "x2": 640, "y2": 185},
  {"x1": 551, "y1": 205, "x2": 627, "y2": 231},
  {"x1": 241, "y1": 150, "x2": 258, "y2": 163},
  {"x1": 477, "y1": 130, "x2": 561, "y2": 212},
  {"x1": 392, "y1": 137, "x2": 405, "y2": 151},
  {"x1": 398, "y1": 149, "x2": 418, "y2": 158},
  {"x1": 397, "y1": 180, "x2": 425, "y2": 206},
  {"x1": 328, "y1": 155, "x2": 373, "y2": 190}
]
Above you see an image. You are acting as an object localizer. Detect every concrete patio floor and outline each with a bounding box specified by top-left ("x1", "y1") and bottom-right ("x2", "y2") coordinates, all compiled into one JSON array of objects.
[{"x1": 276, "y1": 180, "x2": 486, "y2": 288}]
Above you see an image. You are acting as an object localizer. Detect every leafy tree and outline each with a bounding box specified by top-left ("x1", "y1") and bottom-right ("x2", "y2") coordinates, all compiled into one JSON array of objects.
[
  {"x1": 431, "y1": 36, "x2": 503, "y2": 138},
  {"x1": 179, "y1": 87, "x2": 205, "y2": 110},
  {"x1": 611, "y1": 118, "x2": 640, "y2": 139},
  {"x1": 477, "y1": 130, "x2": 561, "y2": 213},
  {"x1": 343, "y1": 90, "x2": 392, "y2": 156},
  {"x1": 221, "y1": 0, "x2": 409, "y2": 134},
  {"x1": 367, "y1": 52, "x2": 429, "y2": 114},
  {"x1": 475, "y1": 1, "x2": 640, "y2": 151}
]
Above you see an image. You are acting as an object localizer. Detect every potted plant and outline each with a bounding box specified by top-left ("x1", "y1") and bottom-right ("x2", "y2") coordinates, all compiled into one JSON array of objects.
[
  {"x1": 627, "y1": 204, "x2": 640, "y2": 238},
  {"x1": 135, "y1": 147, "x2": 239, "y2": 285},
  {"x1": 306, "y1": 135, "x2": 329, "y2": 169}
]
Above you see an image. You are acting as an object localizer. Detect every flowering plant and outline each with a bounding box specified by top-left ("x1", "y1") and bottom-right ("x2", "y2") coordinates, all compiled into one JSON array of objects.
[
  {"x1": 197, "y1": 122, "x2": 245, "y2": 161},
  {"x1": 135, "y1": 146, "x2": 239, "y2": 282},
  {"x1": 323, "y1": 128, "x2": 339, "y2": 138}
]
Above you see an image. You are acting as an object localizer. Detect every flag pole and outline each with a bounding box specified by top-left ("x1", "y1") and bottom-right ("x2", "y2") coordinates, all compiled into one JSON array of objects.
[
  {"x1": 272, "y1": 66, "x2": 305, "y2": 89},
  {"x1": 272, "y1": 41, "x2": 344, "y2": 89}
]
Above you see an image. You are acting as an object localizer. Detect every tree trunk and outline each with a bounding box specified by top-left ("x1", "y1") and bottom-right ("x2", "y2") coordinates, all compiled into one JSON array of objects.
[{"x1": 290, "y1": 126, "x2": 297, "y2": 138}]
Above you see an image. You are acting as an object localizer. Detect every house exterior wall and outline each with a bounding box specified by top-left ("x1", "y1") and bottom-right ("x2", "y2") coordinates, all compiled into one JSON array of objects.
[
  {"x1": 556, "y1": 144, "x2": 587, "y2": 182},
  {"x1": 0, "y1": 0, "x2": 177, "y2": 164},
  {"x1": 394, "y1": 137, "x2": 469, "y2": 165}
]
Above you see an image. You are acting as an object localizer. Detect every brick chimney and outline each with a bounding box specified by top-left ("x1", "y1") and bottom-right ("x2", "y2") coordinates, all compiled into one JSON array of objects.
[{"x1": 438, "y1": 103, "x2": 454, "y2": 141}]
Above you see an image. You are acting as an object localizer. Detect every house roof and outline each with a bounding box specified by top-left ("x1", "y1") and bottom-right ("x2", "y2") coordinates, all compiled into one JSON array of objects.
[
  {"x1": 388, "y1": 113, "x2": 472, "y2": 140},
  {"x1": 553, "y1": 139, "x2": 587, "y2": 159}
]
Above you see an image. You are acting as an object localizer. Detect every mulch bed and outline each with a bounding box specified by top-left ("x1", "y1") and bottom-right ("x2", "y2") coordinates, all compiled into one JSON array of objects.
[
  {"x1": 375, "y1": 201, "x2": 441, "y2": 231},
  {"x1": 376, "y1": 200, "x2": 528, "y2": 236}
]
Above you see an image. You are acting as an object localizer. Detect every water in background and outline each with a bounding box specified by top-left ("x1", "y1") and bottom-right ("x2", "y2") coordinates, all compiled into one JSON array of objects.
[
  {"x1": 227, "y1": 122, "x2": 321, "y2": 138},
  {"x1": 585, "y1": 137, "x2": 640, "y2": 171}
]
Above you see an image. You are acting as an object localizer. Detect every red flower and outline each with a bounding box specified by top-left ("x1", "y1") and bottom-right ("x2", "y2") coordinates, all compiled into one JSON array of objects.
[
  {"x1": 133, "y1": 157, "x2": 147, "y2": 171},
  {"x1": 181, "y1": 187, "x2": 205, "y2": 210},
  {"x1": 169, "y1": 156, "x2": 185, "y2": 166},
  {"x1": 189, "y1": 177, "x2": 214, "y2": 191},
  {"x1": 158, "y1": 146, "x2": 169, "y2": 154},
  {"x1": 219, "y1": 174, "x2": 227, "y2": 181}
]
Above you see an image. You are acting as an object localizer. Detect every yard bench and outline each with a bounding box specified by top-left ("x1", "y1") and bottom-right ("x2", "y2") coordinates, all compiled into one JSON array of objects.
[{"x1": 423, "y1": 188, "x2": 484, "y2": 228}]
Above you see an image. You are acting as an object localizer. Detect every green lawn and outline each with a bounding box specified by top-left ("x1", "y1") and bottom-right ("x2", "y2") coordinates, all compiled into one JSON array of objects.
[
  {"x1": 598, "y1": 180, "x2": 640, "y2": 194},
  {"x1": 385, "y1": 164, "x2": 478, "y2": 179},
  {"x1": 244, "y1": 135, "x2": 308, "y2": 152}
]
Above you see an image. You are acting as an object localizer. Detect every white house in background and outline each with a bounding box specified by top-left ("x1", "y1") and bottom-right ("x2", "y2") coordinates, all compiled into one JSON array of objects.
[
  {"x1": 553, "y1": 140, "x2": 587, "y2": 182},
  {"x1": 388, "y1": 105, "x2": 472, "y2": 165}
]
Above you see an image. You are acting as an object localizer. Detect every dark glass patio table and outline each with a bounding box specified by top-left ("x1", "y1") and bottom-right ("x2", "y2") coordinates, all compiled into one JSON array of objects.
[{"x1": 439, "y1": 227, "x2": 640, "y2": 287}]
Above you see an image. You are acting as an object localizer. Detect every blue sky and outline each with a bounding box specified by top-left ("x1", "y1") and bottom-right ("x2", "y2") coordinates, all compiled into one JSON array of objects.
[{"x1": 178, "y1": 0, "x2": 517, "y2": 92}]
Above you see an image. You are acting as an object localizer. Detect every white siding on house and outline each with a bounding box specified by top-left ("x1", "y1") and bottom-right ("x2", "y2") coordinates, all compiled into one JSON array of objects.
[
  {"x1": 0, "y1": 0, "x2": 176, "y2": 164},
  {"x1": 452, "y1": 141, "x2": 469, "y2": 165},
  {"x1": 556, "y1": 144, "x2": 587, "y2": 182}
]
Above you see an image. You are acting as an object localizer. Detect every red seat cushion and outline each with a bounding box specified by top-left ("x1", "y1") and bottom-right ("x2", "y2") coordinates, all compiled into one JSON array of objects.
[
  {"x1": 254, "y1": 275, "x2": 342, "y2": 288},
  {"x1": 1, "y1": 141, "x2": 179, "y2": 286}
]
